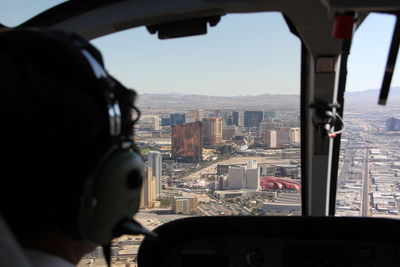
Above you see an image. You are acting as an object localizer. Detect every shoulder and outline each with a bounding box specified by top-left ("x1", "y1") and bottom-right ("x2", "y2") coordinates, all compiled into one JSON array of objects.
[{"x1": 23, "y1": 248, "x2": 75, "y2": 267}]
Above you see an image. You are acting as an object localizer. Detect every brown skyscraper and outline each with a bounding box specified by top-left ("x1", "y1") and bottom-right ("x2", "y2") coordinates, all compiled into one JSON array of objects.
[
  {"x1": 202, "y1": 117, "x2": 222, "y2": 148},
  {"x1": 140, "y1": 167, "x2": 156, "y2": 209},
  {"x1": 172, "y1": 122, "x2": 202, "y2": 162}
]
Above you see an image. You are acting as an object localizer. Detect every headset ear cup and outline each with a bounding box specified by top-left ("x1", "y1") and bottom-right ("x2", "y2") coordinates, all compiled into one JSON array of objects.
[{"x1": 78, "y1": 149, "x2": 144, "y2": 244}]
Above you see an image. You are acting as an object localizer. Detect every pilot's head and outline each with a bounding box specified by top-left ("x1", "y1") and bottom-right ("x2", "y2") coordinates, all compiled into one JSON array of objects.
[{"x1": 0, "y1": 28, "x2": 144, "y2": 263}]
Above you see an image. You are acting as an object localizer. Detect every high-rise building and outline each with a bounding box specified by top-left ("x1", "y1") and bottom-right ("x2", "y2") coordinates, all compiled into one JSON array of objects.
[
  {"x1": 260, "y1": 164, "x2": 276, "y2": 176},
  {"x1": 261, "y1": 129, "x2": 292, "y2": 148},
  {"x1": 172, "y1": 122, "x2": 202, "y2": 162},
  {"x1": 222, "y1": 125, "x2": 237, "y2": 140},
  {"x1": 214, "y1": 109, "x2": 222, "y2": 117},
  {"x1": 228, "y1": 166, "x2": 246, "y2": 189},
  {"x1": 262, "y1": 130, "x2": 277, "y2": 149},
  {"x1": 153, "y1": 116, "x2": 161, "y2": 131},
  {"x1": 140, "y1": 167, "x2": 156, "y2": 209},
  {"x1": 238, "y1": 111, "x2": 244, "y2": 127},
  {"x1": 138, "y1": 115, "x2": 160, "y2": 130},
  {"x1": 232, "y1": 111, "x2": 239, "y2": 126},
  {"x1": 276, "y1": 164, "x2": 299, "y2": 179},
  {"x1": 244, "y1": 111, "x2": 263, "y2": 128},
  {"x1": 264, "y1": 111, "x2": 277, "y2": 120},
  {"x1": 172, "y1": 196, "x2": 198, "y2": 214},
  {"x1": 151, "y1": 116, "x2": 160, "y2": 130},
  {"x1": 217, "y1": 164, "x2": 230, "y2": 175},
  {"x1": 246, "y1": 161, "x2": 260, "y2": 190},
  {"x1": 218, "y1": 175, "x2": 228, "y2": 190},
  {"x1": 289, "y1": 127, "x2": 301, "y2": 143},
  {"x1": 386, "y1": 117, "x2": 400, "y2": 131},
  {"x1": 227, "y1": 162, "x2": 260, "y2": 190},
  {"x1": 221, "y1": 110, "x2": 239, "y2": 126},
  {"x1": 222, "y1": 110, "x2": 231, "y2": 125},
  {"x1": 148, "y1": 151, "x2": 162, "y2": 199},
  {"x1": 202, "y1": 117, "x2": 222, "y2": 147},
  {"x1": 161, "y1": 117, "x2": 171, "y2": 126},
  {"x1": 276, "y1": 129, "x2": 291, "y2": 148},
  {"x1": 188, "y1": 110, "x2": 204, "y2": 121},
  {"x1": 170, "y1": 113, "x2": 186, "y2": 126}
]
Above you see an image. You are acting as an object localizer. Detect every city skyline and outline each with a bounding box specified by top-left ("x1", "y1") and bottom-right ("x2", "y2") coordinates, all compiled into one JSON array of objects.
[{"x1": 136, "y1": 86, "x2": 400, "y2": 97}]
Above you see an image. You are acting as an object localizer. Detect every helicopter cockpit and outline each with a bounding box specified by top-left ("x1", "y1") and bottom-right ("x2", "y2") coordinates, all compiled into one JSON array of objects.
[{"x1": 1, "y1": 0, "x2": 400, "y2": 266}]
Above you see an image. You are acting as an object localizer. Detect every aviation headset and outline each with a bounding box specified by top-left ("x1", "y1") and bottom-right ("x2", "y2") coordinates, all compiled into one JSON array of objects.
[{"x1": 0, "y1": 28, "x2": 148, "y2": 245}]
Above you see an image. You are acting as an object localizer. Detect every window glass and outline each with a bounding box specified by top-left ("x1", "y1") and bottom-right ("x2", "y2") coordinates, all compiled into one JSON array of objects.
[
  {"x1": 81, "y1": 12, "x2": 301, "y2": 266},
  {"x1": 336, "y1": 13, "x2": 400, "y2": 218},
  {"x1": 0, "y1": 0, "x2": 66, "y2": 27}
]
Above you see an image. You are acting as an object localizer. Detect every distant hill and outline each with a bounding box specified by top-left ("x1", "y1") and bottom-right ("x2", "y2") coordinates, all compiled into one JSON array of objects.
[
  {"x1": 345, "y1": 87, "x2": 400, "y2": 106},
  {"x1": 136, "y1": 87, "x2": 400, "y2": 109},
  {"x1": 137, "y1": 93, "x2": 299, "y2": 109}
]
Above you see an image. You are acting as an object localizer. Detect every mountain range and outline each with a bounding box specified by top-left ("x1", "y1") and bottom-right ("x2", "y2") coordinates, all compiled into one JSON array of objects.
[{"x1": 136, "y1": 87, "x2": 400, "y2": 109}]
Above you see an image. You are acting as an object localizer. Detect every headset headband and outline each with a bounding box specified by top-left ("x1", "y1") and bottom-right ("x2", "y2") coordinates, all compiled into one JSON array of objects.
[{"x1": 81, "y1": 49, "x2": 122, "y2": 137}]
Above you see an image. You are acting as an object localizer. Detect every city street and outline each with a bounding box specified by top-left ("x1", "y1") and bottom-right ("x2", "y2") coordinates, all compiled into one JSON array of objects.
[{"x1": 361, "y1": 149, "x2": 370, "y2": 216}]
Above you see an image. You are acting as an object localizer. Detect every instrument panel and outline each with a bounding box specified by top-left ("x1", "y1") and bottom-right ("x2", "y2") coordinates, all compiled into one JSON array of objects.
[{"x1": 138, "y1": 216, "x2": 400, "y2": 267}]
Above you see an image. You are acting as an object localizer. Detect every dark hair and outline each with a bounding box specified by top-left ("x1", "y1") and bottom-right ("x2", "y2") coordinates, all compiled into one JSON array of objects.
[{"x1": 0, "y1": 28, "x2": 112, "y2": 240}]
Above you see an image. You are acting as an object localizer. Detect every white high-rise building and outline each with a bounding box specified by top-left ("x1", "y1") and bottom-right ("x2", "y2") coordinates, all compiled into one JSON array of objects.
[
  {"x1": 228, "y1": 166, "x2": 246, "y2": 189},
  {"x1": 148, "y1": 151, "x2": 162, "y2": 198},
  {"x1": 289, "y1": 127, "x2": 301, "y2": 143},
  {"x1": 246, "y1": 160, "x2": 260, "y2": 190},
  {"x1": 227, "y1": 161, "x2": 260, "y2": 190},
  {"x1": 246, "y1": 167, "x2": 260, "y2": 190},
  {"x1": 153, "y1": 116, "x2": 161, "y2": 131},
  {"x1": 238, "y1": 111, "x2": 244, "y2": 127}
]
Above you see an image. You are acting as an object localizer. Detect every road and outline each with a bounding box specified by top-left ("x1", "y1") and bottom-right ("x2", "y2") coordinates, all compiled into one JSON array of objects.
[
  {"x1": 197, "y1": 202, "x2": 251, "y2": 216},
  {"x1": 337, "y1": 147, "x2": 354, "y2": 187},
  {"x1": 361, "y1": 148, "x2": 370, "y2": 216}
]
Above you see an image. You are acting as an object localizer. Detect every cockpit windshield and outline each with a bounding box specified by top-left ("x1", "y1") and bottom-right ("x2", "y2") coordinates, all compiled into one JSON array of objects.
[
  {"x1": 0, "y1": 0, "x2": 67, "y2": 27},
  {"x1": 337, "y1": 12, "x2": 400, "y2": 218},
  {"x1": 82, "y1": 12, "x2": 302, "y2": 264}
]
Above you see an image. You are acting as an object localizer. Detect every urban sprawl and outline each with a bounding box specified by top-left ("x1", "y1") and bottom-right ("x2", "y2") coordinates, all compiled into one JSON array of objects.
[{"x1": 79, "y1": 102, "x2": 400, "y2": 266}]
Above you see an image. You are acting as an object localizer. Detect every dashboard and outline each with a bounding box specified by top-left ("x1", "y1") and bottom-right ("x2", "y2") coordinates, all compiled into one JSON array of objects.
[{"x1": 138, "y1": 216, "x2": 400, "y2": 267}]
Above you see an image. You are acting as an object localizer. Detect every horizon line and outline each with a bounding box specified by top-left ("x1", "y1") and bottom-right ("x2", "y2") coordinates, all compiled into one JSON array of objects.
[{"x1": 137, "y1": 87, "x2": 400, "y2": 97}]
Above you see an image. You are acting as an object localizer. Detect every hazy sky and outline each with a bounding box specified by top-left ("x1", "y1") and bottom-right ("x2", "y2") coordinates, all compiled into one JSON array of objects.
[{"x1": 1, "y1": 1, "x2": 399, "y2": 96}]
